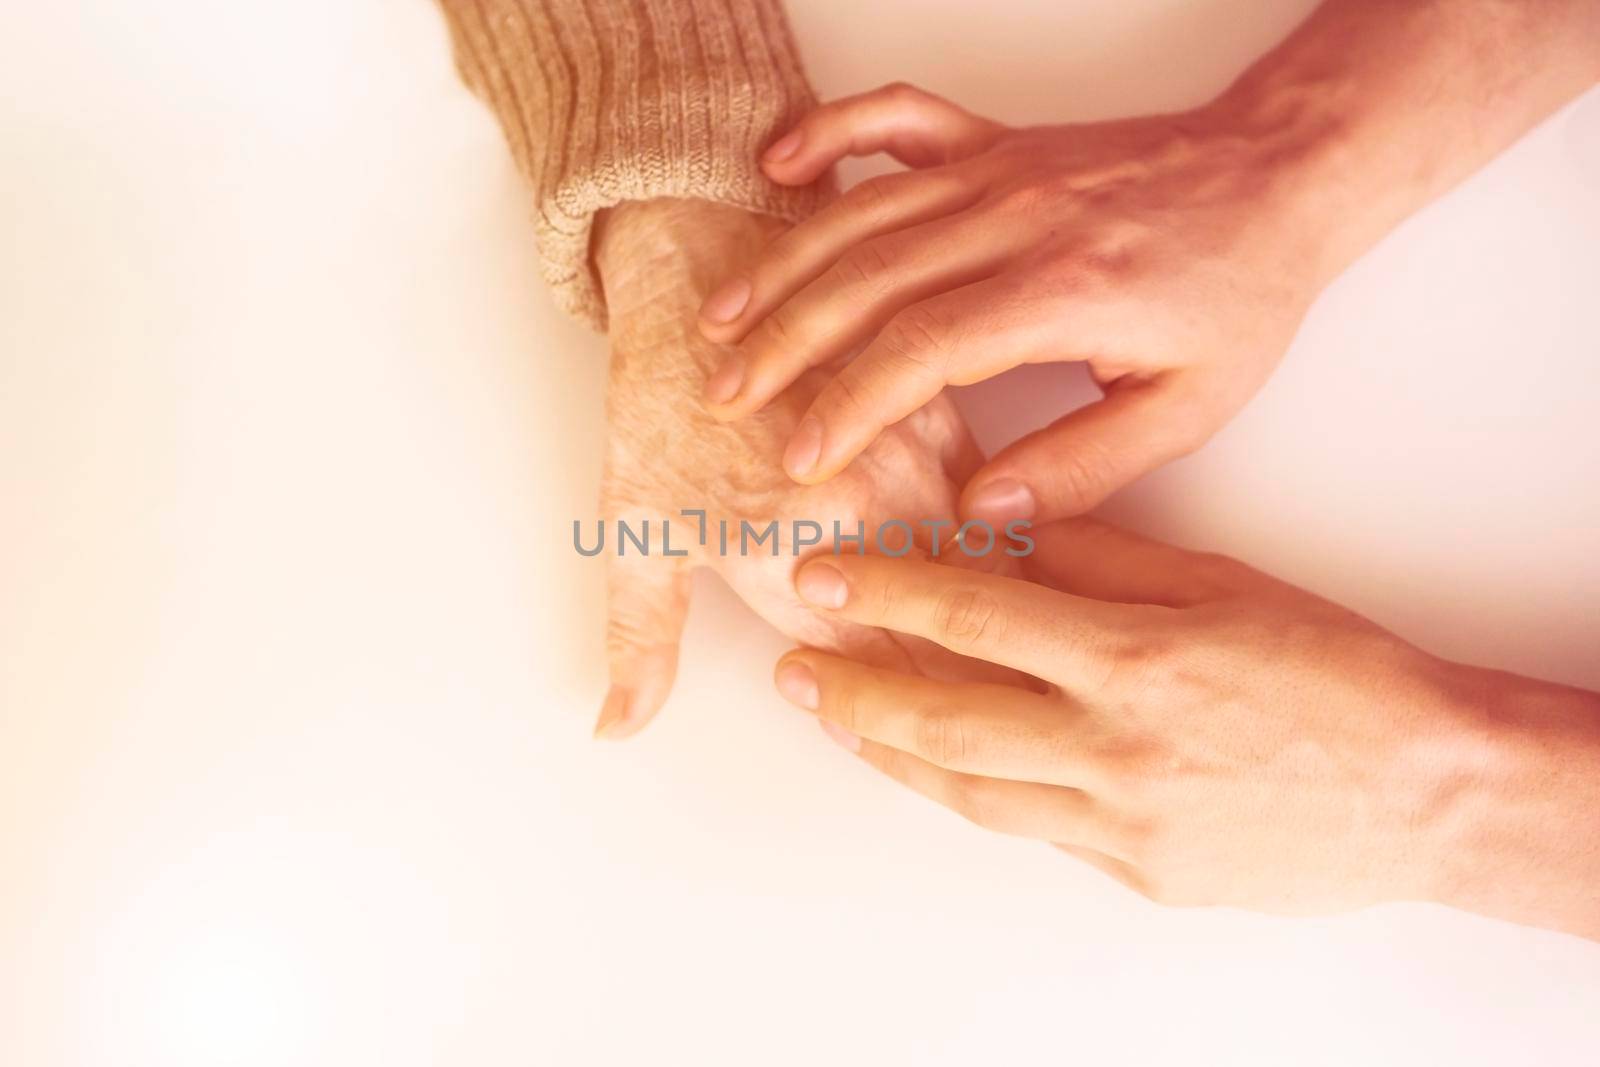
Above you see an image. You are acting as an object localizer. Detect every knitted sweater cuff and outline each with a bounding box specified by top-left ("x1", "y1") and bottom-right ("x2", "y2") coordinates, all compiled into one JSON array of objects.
[{"x1": 439, "y1": 0, "x2": 829, "y2": 330}]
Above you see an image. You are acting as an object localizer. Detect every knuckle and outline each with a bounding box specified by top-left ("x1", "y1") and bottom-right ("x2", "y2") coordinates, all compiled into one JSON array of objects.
[
  {"x1": 1094, "y1": 723, "x2": 1184, "y2": 790},
  {"x1": 1099, "y1": 634, "x2": 1183, "y2": 706},
  {"x1": 1113, "y1": 626, "x2": 1179, "y2": 670},
  {"x1": 753, "y1": 231, "x2": 808, "y2": 284},
  {"x1": 877, "y1": 343, "x2": 945, "y2": 386},
  {"x1": 603, "y1": 590, "x2": 675, "y2": 657},
  {"x1": 603, "y1": 612, "x2": 647, "y2": 655},
  {"x1": 1078, "y1": 238, "x2": 1139, "y2": 279},
  {"x1": 880, "y1": 303, "x2": 958, "y2": 370},
  {"x1": 934, "y1": 587, "x2": 1005, "y2": 646},
  {"x1": 1052, "y1": 437, "x2": 1116, "y2": 514},
  {"x1": 987, "y1": 183, "x2": 1048, "y2": 219},
  {"x1": 821, "y1": 369, "x2": 872, "y2": 424},
  {"x1": 866, "y1": 566, "x2": 900, "y2": 622},
  {"x1": 914, "y1": 707, "x2": 972, "y2": 768},
  {"x1": 839, "y1": 175, "x2": 897, "y2": 219},
  {"x1": 831, "y1": 240, "x2": 896, "y2": 291},
  {"x1": 879, "y1": 80, "x2": 928, "y2": 107},
  {"x1": 755, "y1": 302, "x2": 804, "y2": 350},
  {"x1": 828, "y1": 679, "x2": 863, "y2": 735}
]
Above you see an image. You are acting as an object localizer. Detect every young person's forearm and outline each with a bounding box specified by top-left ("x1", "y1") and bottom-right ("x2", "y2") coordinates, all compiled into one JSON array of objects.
[{"x1": 1205, "y1": 0, "x2": 1600, "y2": 285}]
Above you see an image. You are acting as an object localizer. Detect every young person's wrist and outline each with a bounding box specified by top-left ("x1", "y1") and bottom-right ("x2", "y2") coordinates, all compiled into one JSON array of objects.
[
  {"x1": 1420, "y1": 665, "x2": 1600, "y2": 939},
  {"x1": 1192, "y1": 67, "x2": 1421, "y2": 293}
]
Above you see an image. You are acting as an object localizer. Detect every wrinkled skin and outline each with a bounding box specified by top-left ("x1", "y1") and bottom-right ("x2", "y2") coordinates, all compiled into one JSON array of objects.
[{"x1": 591, "y1": 198, "x2": 1007, "y2": 738}]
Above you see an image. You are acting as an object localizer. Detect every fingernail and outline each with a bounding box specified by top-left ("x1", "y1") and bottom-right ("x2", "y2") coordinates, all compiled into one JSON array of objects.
[
  {"x1": 763, "y1": 130, "x2": 802, "y2": 163},
  {"x1": 700, "y1": 277, "x2": 751, "y2": 324},
  {"x1": 795, "y1": 560, "x2": 848, "y2": 610},
  {"x1": 784, "y1": 416, "x2": 824, "y2": 479},
  {"x1": 703, "y1": 356, "x2": 745, "y2": 405},
  {"x1": 966, "y1": 478, "x2": 1036, "y2": 525},
  {"x1": 774, "y1": 660, "x2": 820, "y2": 709},
  {"x1": 820, "y1": 720, "x2": 861, "y2": 753},
  {"x1": 593, "y1": 685, "x2": 632, "y2": 739}
]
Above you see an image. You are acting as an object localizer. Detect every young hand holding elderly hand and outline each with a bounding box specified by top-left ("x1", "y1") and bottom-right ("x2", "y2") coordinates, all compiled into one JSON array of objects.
[
  {"x1": 699, "y1": 1, "x2": 1600, "y2": 527},
  {"x1": 591, "y1": 198, "x2": 1013, "y2": 739},
  {"x1": 443, "y1": 0, "x2": 1598, "y2": 937},
  {"x1": 697, "y1": 83, "x2": 1315, "y2": 525},
  {"x1": 678, "y1": 0, "x2": 1600, "y2": 936},
  {"x1": 772, "y1": 519, "x2": 1600, "y2": 937}
]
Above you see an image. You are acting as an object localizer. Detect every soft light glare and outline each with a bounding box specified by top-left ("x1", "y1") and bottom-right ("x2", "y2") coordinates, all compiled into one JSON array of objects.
[
  {"x1": 151, "y1": 928, "x2": 313, "y2": 1067},
  {"x1": 4, "y1": 1, "x2": 1599, "y2": 1065}
]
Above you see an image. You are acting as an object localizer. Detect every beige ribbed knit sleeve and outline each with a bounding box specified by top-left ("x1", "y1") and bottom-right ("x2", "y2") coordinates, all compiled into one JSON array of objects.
[{"x1": 438, "y1": 0, "x2": 829, "y2": 330}]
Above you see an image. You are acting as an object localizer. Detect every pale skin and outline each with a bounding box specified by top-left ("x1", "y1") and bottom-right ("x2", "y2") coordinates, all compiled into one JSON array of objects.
[
  {"x1": 698, "y1": 0, "x2": 1600, "y2": 526},
  {"x1": 591, "y1": 1, "x2": 1600, "y2": 934},
  {"x1": 774, "y1": 522, "x2": 1600, "y2": 941},
  {"x1": 665, "y1": 0, "x2": 1600, "y2": 932}
]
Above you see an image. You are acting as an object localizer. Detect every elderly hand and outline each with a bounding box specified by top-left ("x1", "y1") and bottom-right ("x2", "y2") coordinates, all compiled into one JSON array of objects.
[
  {"x1": 771, "y1": 518, "x2": 1600, "y2": 939},
  {"x1": 695, "y1": 82, "x2": 1335, "y2": 526},
  {"x1": 590, "y1": 198, "x2": 1003, "y2": 740}
]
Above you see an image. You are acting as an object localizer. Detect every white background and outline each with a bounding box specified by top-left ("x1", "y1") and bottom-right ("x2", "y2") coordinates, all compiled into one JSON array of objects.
[{"x1": 3, "y1": 1, "x2": 1599, "y2": 1064}]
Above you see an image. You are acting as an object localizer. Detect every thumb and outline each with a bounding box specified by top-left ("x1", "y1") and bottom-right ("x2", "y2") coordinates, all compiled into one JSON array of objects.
[
  {"x1": 960, "y1": 376, "x2": 1211, "y2": 526},
  {"x1": 761, "y1": 81, "x2": 1003, "y2": 186},
  {"x1": 594, "y1": 551, "x2": 692, "y2": 740}
]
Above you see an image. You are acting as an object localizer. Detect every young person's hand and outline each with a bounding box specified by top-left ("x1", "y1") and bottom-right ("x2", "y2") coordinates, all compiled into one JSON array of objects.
[
  {"x1": 772, "y1": 518, "x2": 1600, "y2": 940},
  {"x1": 591, "y1": 198, "x2": 1005, "y2": 739},
  {"x1": 699, "y1": 3, "x2": 1600, "y2": 527},
  {"x1": 698, "y1": 83, "x2": 1322, "y2": 525}
]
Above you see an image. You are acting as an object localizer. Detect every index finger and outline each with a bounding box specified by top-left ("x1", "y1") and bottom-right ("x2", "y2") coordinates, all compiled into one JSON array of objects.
[
  {"x1": 793, "y1": 553, "x2": 1151, "y2": 691},
  {"x1": 780, "y1": 279, "x2": 1028, "y2": 483}
]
